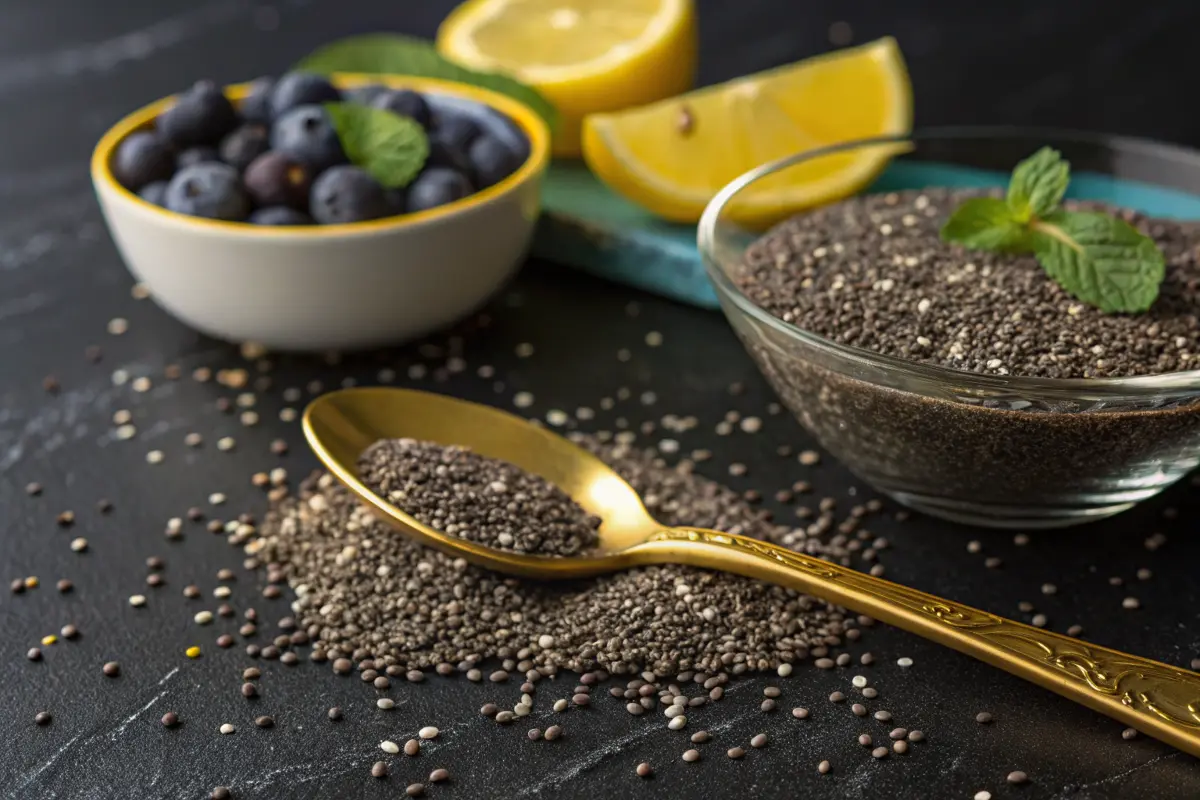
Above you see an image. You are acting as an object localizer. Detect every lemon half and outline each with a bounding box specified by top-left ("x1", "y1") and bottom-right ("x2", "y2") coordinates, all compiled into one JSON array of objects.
[{"x1": 437, "y1": 0, "x2": 698, "y2": 157}]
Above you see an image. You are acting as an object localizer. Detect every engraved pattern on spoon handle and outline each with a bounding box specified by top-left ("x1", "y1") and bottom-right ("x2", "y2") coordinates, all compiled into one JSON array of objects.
[{"x1": 646, "y1": 527, "x2": 1200, "y2": 757}]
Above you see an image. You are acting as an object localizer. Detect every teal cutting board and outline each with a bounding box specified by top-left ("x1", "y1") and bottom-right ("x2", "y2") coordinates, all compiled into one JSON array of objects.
[{"x1": 532, "y1": 161, "x2": 1200, "y2": 310}]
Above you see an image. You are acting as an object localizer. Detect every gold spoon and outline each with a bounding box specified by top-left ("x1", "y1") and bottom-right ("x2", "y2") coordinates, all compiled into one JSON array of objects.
[{"x1": 304, "y1": 386, "x2": 1200, "y2": 757}]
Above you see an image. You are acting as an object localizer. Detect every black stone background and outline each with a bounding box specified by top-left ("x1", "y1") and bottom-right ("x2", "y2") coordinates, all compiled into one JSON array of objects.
[{"x1": 2, "y1": 0, "x2": 1199, "y2": 797}]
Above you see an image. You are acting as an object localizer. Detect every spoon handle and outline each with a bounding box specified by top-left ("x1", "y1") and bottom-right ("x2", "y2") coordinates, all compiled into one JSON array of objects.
[{"x1": 648, "y1": 527, "x2": 1200, "y2": 757}]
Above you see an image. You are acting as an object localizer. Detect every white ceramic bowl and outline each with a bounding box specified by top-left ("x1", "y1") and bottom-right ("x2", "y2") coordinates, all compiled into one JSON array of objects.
[{"x1": 91, "y1": 74, "x2": 550, "y2": 351}]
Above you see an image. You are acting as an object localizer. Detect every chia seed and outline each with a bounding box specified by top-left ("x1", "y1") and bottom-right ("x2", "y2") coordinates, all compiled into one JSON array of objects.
[
  {"x1": 734, "y1": 188, "x2": 1200, "y2": 518},
  {"x1": 256, "y1": 435, "x2": 861, "y2": 675},
  {"x1": 358, "y1": 438, "x2": 601, "y2": 556}
]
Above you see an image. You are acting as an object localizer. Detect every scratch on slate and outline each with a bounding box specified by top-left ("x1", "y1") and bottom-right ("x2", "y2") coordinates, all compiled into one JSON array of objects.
[
  {"x1": 0, "y1": 0, "x2": 253, "y2": 95},
  {"x1": 1049, "y1": 752, "x2": 1179, "y2": 798},
  {"x1": 12, "y1": 733, "x2": 83, "y2": 796},
  {"x1": 158, "y1": 666, "x2": 180, "y2": 685}
]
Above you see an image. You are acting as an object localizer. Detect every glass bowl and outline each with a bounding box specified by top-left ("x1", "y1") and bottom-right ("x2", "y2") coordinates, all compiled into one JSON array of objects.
[{"x1": 698, "y1": 128, "x2": 1200, "y2": 529}]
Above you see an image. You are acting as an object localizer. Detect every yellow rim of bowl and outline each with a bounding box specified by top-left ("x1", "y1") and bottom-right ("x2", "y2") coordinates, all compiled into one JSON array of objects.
[{"x1": 90, "y1": 73, "x2": 551, "y2": 237}]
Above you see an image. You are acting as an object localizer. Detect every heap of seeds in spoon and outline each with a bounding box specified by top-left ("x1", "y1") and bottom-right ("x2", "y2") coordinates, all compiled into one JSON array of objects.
[
  {"x1": 256, "y1": 433, "x2": 873, "y2": 675},
  {"x1": 357, "y1": 437, "x2": 602, "y2": 557}
]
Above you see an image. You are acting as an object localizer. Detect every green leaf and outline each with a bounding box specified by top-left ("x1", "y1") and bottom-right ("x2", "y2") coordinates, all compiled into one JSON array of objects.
[
  {"x1": 298, "y1": 34, "x2": 559, "y2": 133},
  {"x1": 324, "y1": 102, "x2": 429, "y2": 189},
  {"x1": 1031, "y1": 211, "x2": 1166, "y2": 313},
  {"x1": 1007, "y1": 146, "x2": 1070, "y2": 222},
  {"x1": 940, "y1": 197, "x2": 1029, "y2": 251}
]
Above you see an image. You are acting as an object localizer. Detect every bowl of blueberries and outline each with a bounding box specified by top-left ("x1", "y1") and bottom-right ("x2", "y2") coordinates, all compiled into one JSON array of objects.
[{"x1": 91, "y1": 71, "x2": 550, "y2": 350}]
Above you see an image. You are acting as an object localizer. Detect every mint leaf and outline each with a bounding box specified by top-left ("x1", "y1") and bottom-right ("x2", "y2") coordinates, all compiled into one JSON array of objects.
[
  {"x1": 1031, "y1": 211, "x2": 1165, "y2": 313},
  {"x1": 324, "y1": 103, "x2": 429, "y2": 189},
  {"x1": 940, "y1": 197, "x2": 1029, "y2": 251},
  {"x1": 299, "y1": 35, "x2": 559, "y2": 133},
  {"x1": 1007, "y1": 146, "x2": 1069, "y2": 222}
]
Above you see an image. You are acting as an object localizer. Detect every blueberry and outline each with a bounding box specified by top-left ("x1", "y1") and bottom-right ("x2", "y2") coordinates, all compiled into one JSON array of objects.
[
  {"x1": 248, "y1": 206, "x2": 313, "y2": 226},
  {"x1": 157, "y1": 80, "x2": 239, "y2": 148},
  {"x1": 371, "y1": 90, "x2": 431, "y2": 128},
  {"x1": 243, "y1": 151, "x2": 312, "y2": 209},
  {"x1": 309, "y1": 166, "x2": 390, "y2": 224},
  {"x1": 239, "y1": 77, "x2": 275, "y2": 124},
  {"x1": 345, "y1": 84, "x2": 389, "y2": 106},
  {"x1": 432, "y1": 113, "x2": 483, "y2": 152},
  {"x1": 269, "y1": 72, "x2": 341, "y2": 119},
  {"x1": 468, "y1": 134, "x2": 522, "y2": 188},
  {"x1": 406, "y1": 168, "x2": 474, "y2": 213},
  {"x1": 138, "y1": 180, "x2": 169, "y2": 207},
  {"x1": 219, "y1": 123, "x2": 270, "y2": 172},
  {"x1": 164, "y1": 163, "x2": 250, "y2": 221},
  {"x1": 270, "y1": 105, "x2": 347, "y2": 173},
  {"x1": 112, "y1": 131, "x2": 174, "y2": 191},
  {"x1": 425, "y1": 138, "x2": 473, "y2": 177},
  {"x1": 176, "y1": 146, "x2": 220, "y2": 168},
  {"x1": 384, "y1": 187, "x2": 407, "y2": 215}
]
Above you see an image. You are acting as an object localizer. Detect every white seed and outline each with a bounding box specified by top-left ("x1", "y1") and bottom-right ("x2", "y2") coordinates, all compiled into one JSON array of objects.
[
  {"x1": 194, "y1": 611, "x2": 214, "y2": 625},
  {"x1": 418, "y1": 726, "x2": 439, "y2": 740},
  {"x1": 776, "y1": 663, "x2": 793, "y2": 677},
  {"x1": 70, "y1": 538, "x2": 88, "y2": 552},
  {"x1": 145, "y1": 450, "x2": 164, "y2": 464},
  {"x1": 377, "y1": 699, "x2": 395, "y2": 710},
  {"x1": 668, "y1": 715, "x2": 687, "y2": 730},
  {"x1": 896, "y1": 657, "x2": 913, "y2": 668},
  {"x1": 380, "y1": 740, "x2": 400, "y2": 754},
  {"x1": 129, "y1": 594, "x2": 146, "y2": 607}
]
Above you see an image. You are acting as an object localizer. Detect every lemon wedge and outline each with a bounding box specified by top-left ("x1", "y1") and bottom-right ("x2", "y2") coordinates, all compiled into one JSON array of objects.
[
  {"x1": 582, "y1": 37, "x2": 912, "y2": 225},
  {"x1": 437, "y1": 0, "x2": 697, "y2": 157}
]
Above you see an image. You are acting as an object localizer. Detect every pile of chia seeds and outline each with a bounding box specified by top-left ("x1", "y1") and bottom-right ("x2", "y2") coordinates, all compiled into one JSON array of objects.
[
  {"x1": 257, "y1": 434, "x2": 868, "y2": 675},
  {"x1": 736, "y1": 188, "x2": 1200, "y2": 379},
  {"x1": 731, "y1": 189, "x2": 1200, "y2": 512},
  {"x1": 358, "y1": 437, "x2": 601, "y2": 557}
]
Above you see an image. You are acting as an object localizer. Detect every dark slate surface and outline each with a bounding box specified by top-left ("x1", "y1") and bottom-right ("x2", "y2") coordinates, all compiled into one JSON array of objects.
[{"x1": 2, "y1": 1, "x2": 1200, "y2": 798}]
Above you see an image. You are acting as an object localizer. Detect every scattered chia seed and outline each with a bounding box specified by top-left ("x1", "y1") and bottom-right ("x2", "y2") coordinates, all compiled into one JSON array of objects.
[{"x1": 255, "y1": 435, "x2": 863, "y2": 676}]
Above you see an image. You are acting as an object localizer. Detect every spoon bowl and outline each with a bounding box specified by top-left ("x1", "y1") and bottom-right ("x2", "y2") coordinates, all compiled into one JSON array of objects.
[
  {"x1": 303, "y1": 386, "x2": 661, "y2": 577},
  {"x1": 305, "y1": 386, "x2": 1200, "y2": 757}
]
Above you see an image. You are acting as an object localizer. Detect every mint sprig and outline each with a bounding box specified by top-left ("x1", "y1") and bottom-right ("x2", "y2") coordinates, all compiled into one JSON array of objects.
[
  {"x1": 325, "y1": 103, "x2": 429, "y2": 188},
  {"x1": 940, "y1": 147, "x2": 1166, "y2": 314},
  {"x1": 298, "y1": 35, "x2": 559, "y2": 133}
]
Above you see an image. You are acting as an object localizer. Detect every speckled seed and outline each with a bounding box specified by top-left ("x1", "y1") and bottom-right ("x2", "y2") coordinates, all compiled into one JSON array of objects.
[
  {"x1": 405, "y1": 783, "x2": 424, "y2": 797},
  {"x1": 527, "y1": 728, "x2": 542, "y2": 741},
  {"x1": 727, "y1": 747, "x2": 745, "y2": 759},
  {"x1": 858, "y1": 734, "x2": 873, "y2": 746},
  {"x1": 975, "y1": 712, "x2": 993, "y2": 724},
  {"x1": 893, "y1": 740, "x2": 909, "y2": 754},
  {"x1": 636, "y1": 762, "x2": 653, "y2": 778},
  {"x1": 682, "y1": 749, "x2": 700, "y2": 762},
  {"x1": 889, "y1": 727, "x2": 908, "y2": 740},
  {"x1": 429, "y1": 769, "x2": 450, "y2": 783},
  {"x1": 818, "y1": 760, "x2": 832, "y2": 774},
  {"x1": 1122, "y1": 728, "x2": 1138, "y2": 740},
  {"x1": 908, "y1": 730, "x2": 925, "y2": 742},
  {"x1": 871, "y1": 746, "x2": 889, "y2": 759},
  {"x1": 792, "y1": 707, "x2": 809, "y2": 719},
  {"x1": 851, "y1": 704, "x2": 867, "y2": 717},
  {"x1": 874, "y1": 710, "x2": 892, "y2": 722},
  {"x1": 544, "y1": 725, "x2": 563, "y2": 741},
  {"x1": 572, "y1": 693, "x2": 590, "y2": 706},
  {"x1": 371, "y1": 761, "x2": 388, "y2": 779},
  {"x1": 690, "y1": 730, "x2": 710, "y2": 743},
  {"x1": 829, "y1": 692, "x2": 845, "y2": 703},
  {"x1": 750, "y1": 733, "x2": 768, "y2": 748},
  {"x1": 405, "y1": 739, "x2": 420, "y2": 756},
  {"x1": 1007, "y1": 770, "x2": 1028, "y2": 784},
  {"x1": 495, "y1": 711, "x2": 515, "y2": 724}
]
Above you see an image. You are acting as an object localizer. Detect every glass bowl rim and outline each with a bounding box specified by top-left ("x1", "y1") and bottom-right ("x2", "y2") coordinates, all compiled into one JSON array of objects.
[{"x1": 697, "y1": 126, "x2": 1200, "y2": 395}]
